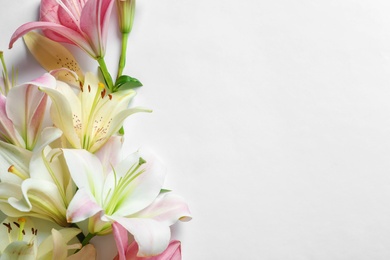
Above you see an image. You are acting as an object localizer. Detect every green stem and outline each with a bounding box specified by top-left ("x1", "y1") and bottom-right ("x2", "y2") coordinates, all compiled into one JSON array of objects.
[
  {"x1": 74, "y1": 232, "x2": 95, "y2": 253},
  {"x1": 97, "y1": 57, "x2": 114, "y2": 92},
  {"x1": 117, "y1": 32, "x2": 129, "y2": 79},
  {"x1": 82, "y1": 233, "x2": 95, "y2": 246}
]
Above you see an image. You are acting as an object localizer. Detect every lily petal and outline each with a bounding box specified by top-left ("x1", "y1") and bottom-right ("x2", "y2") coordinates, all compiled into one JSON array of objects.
[
  {"x1": 62, "y1": 149, "x2": 104, "y2": 202},
  {"x1": 10, "y1": 21, "x2": 96, "y2": 57},
  {"x1": 132, "y1": 192, "x2": 192, "y2": 225},
  {"x1": 0, "y1": 94, "x2": 25, "y2": 147},
  {"x1": 109, "y1": 216, "x2": 170, "y2": 257},
  {"x1": 67, "y1": 244, "x2": 97, "y2": 260},
  {"x1": 106, "y1": 149, "x2": 166, "y2": 217},
  {"x1": 8, "y1": 179, "x2": 68, "y2": 226},
  {"x1": 113, "y1": 222, "x2": 128, "y2": 260},
  {"x1": 80, "y1": 0, "x2": 115, "y2": 56},
  {"x1": 39, "y1": 81, "x2": 81, "y2": 149},
  {"x1": 0, "y1": 141, "x2": 31, "y2": 183},
  {"x1": 23, "y1": 32, "x2": 84, "y2": 85},
  {"x1": 66, "y1": 187, "x2": 102, "y2": 223},
  {"x1": 114, "y1": 240, "x2": 182, "y2": 260}
]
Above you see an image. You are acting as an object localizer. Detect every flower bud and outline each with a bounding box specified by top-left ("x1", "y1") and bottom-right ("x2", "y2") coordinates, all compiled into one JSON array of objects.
[{"x1": 116, "y1": 0, "x2": 136, "y2": 34}]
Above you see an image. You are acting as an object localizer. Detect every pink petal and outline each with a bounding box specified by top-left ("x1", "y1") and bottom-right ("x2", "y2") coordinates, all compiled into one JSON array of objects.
[
  {"x1": 113, "y1": 222, "x2": 128, "y2": 260},
  {"x1": 57, "y1": 0, "x2": 84, "y2": 30},
  {"x1": 80, "y1": 0, "x2": 115, "y2": 56},
  {"x1": 9, "y1": 22, "x2": 96, "y2": 57},
  {"x1": 40, "y1": 0, "x2": 61, "y2": 23},
  {"x1": 114, "y1": 240, "x2": 182, "y2": 260}
]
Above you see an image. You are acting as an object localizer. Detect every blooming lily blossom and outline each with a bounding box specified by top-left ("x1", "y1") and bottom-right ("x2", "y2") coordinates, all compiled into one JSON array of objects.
[
  {"x1": 9, "y1": 0, "x2": 115, "y2": 59},
  {"x1": 0, "y1": 217, "x2": 87, "y2": 259},
  {"x1": 0, "y1": 73, "x2": 55, "y2": 150},
  {"x1": 113, "y1": 224, "x2": 182, "y2": 260},
  {"x1": 64, "y1": 149, "x2": 191, "y2": 257},
  {"x1": 40, "y1": 72, "x2": 149, "y2": 153},
  {"x1": 0, "y1": 73, "x2": 56, "y2": 185},
  {"x1": 0, "y1": 128, "x2": 74, "y2": 227}
]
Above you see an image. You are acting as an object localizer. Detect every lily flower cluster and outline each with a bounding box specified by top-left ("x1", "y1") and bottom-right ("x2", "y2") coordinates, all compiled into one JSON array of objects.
[{"x1": 0, "y1": 0, "x2": 191, "y2": 259}]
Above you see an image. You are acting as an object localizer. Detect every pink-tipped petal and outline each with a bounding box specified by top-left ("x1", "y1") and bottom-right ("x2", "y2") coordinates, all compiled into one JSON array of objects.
[
  {"x1": 113, "y1": 222, "x2": 129, "y2": 260},
  {"x1": 134, "y1": 192, "x2": 192, "y2": 226},
  {"x1": 0, "y1": 95, "x2": 24, "y2": 146},
  {"x1": 66, "y1": 187, "x2": 102, "y2": 223}
]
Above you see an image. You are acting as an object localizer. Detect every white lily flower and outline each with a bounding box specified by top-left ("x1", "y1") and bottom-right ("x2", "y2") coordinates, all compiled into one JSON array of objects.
[
  {"x1": 40, "y1": 72, "x2": 150, "y2": 153},
  {"x1": 0, "y1": 73, "x2": 56, "y2": 186},
  {"x1": 63, "y1": 149, "x2": 191, "y2": 257},
  {"x1": 0, "y1": 128, "x2": 75, "y2": 227},
  {"x1": 0, "y1": 217, "x2": 87, "y2": 260},
  {"x1": 0, "y1": 73, "x2": 54, "y2": 150}
]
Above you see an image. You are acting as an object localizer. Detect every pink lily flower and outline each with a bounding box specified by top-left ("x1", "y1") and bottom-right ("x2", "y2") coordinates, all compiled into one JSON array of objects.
[
  {"x1": 9, "y1": 0, "x2": 115, "y2": 59},
  {"x1": 113, "y1": 222, "x2": 182, "y2": 260}
]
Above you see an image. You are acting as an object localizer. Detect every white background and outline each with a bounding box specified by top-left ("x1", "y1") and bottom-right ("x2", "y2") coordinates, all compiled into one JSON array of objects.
[{"x1": 2, "y1": 0, "x2": 390, "y2": 259}]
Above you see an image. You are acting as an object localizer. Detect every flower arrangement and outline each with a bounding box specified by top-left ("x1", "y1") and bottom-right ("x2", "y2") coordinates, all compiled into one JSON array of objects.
[{"x1": 0, "y1": 0, "x2": 191, "y2": 259}]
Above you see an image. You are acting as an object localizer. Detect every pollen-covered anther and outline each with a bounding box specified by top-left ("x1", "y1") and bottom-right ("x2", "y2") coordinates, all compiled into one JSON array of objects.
[
  {"x1": 88, "y1": 85, "x2": 91, "y2": 92},
  {"x1": 108, "y1": 94, "x2": 113, "y2": 100},
  {"x1": 101, "y1": 88, "x2": 106, "y2": 98},
  {"x1": 3, "y1": 222, "x2": 12, "y2": 233}
]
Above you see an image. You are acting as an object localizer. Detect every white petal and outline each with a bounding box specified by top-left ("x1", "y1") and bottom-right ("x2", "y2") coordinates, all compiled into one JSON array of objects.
[
  {"x1": 108, "y1": 149, "x2": 166, "y2": 217},
  {"x1": 39, "y1": 82, "x2": 81, "y2": 149},
  {"x1": 132, "y1": 192, "x2": 192, "y2": 225},
  {"x1": 62, "y1": 149, "x2": 104, "y2": 203},
  {"x1": 8, "y1": 179, "x2": 67, "y2": 226},
  {"x1": 0, "y1": 141, "x2": 31, "y2": 183}
]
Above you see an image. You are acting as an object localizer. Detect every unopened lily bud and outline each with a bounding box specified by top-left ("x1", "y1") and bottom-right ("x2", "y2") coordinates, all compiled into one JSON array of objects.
[{"x1": 116, "y1": 0, "x2": 136, "y2": 34}]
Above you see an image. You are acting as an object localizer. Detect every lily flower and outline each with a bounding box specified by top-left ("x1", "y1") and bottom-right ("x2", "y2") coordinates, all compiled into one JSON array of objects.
[
  {"x1": 9, "y1": 0, "x2": 115, "y2": 60},
  {"x1": 64, "y1": 149, "x2": 192, "y2": 257},
  {"x1": 0, "y1": 217, "x2": 89, "y2": 259},
  {"x1": 40, "y1": 72, "x2": 149, "y2": 153},
  {"x1": 0, "y1": 73, "x2": 55, "y2": 150},
  {"x1": 0, "y1": 128, "x2": 75, "y2": 227}
]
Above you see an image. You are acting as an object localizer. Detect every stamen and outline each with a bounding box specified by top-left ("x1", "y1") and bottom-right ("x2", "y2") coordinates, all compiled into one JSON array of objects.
[
  {"x1": 3, "y1": 222, "x2": 12, "y2": 233},
  {"x1": 17, "y1": 218, "x2": 26, "y2": 241},
  {"x1": 101, "y1": 88, "x2": 106, "y2": 98},
  {"x1": 108, "y1": 94, "x2": 113, "y2": 100},
  {"x1": 88, "y1": 85, "x2": 91, "y2": 92},
  {"x1": 8, "y1": 165, "x2": 27, "y2": 180}
]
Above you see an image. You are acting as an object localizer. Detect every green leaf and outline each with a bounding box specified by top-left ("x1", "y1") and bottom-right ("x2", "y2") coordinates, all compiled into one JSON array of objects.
[
  {"x1": 114, "y1": 75, "x2": 142, "y2": 91},
  {"x1": 160, "y1": 189, "x2": 172, "y2": 194}
]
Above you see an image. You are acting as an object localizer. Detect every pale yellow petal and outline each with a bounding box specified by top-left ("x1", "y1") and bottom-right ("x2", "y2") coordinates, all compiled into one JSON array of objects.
[{"x1": 23, "y1": 32, "x2": 84, "y2": 86}]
